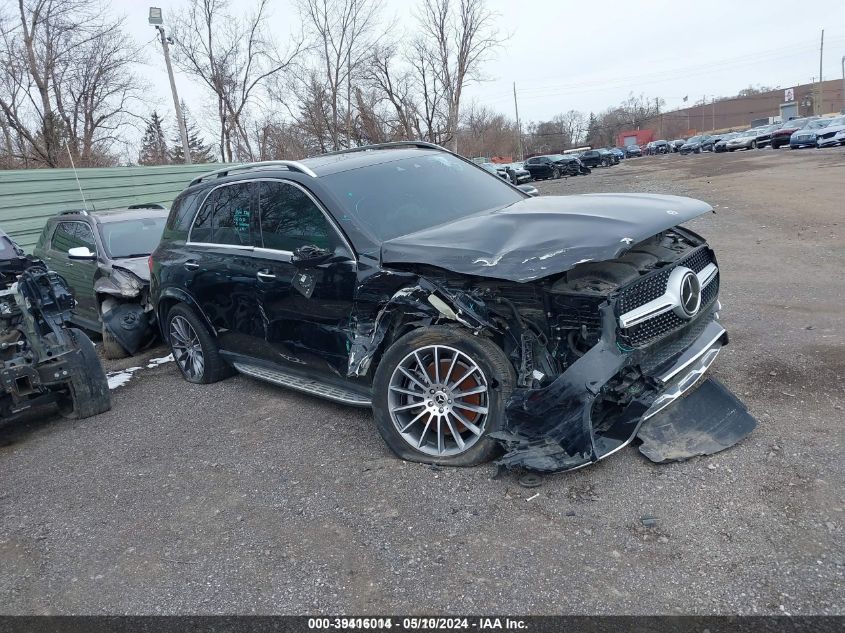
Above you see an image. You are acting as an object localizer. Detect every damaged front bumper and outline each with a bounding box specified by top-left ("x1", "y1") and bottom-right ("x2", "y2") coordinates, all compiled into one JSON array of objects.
[{"x1": 493, "y1": 314, "x2": 757, "y2": 473}]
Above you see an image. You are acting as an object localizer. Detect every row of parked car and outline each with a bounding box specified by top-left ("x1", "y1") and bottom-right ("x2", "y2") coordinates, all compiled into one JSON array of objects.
[
  {"x1": 638, "y1": 114, "x2": 845, "y2": 156},
  {"x1": 481, "y1": 147, "x2": 626, "y2": 184}
]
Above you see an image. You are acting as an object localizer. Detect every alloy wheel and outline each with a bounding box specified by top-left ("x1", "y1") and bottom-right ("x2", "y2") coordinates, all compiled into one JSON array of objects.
[
  {"x1": 169, "y1": 315, "x2": 205, "y2": 380},
  {"x1": 387, "y1": 345, "x2": 490, "y2": 457}
]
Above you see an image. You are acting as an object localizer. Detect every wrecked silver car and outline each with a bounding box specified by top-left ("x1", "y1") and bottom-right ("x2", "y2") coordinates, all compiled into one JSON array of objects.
[
  {"x1": 33, "y1": 206, "x2": 167, "y2": 359},
  {"x1": 151, "y1": 142, "x2": 756, "y2": 473},
  {"x1": 0, "y1": 230, "x2": 110, "y2": 420}
]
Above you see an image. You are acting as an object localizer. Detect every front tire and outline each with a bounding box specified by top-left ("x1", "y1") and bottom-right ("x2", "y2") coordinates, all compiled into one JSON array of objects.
[
  {"x1": 165, "y1": 304, "x2": 233, "y2": 384},
  {"x1": 101, "y1": 322, "x2": 129, "y2": 360},
  {"x1": 553, "y1": 167, "x2": 560, "y2": 179},
  {"x1": 751, "y1": 140, "x2": 757, "y2": 149},
  {"x1": 372, "y1": 326, "x2": 515, "y2": 467}
]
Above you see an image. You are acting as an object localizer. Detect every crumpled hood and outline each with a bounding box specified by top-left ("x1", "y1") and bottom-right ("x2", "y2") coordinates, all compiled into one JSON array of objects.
[
  {"x1": 380, "y1": 194, "x2": 713, "y2": 282},
  {"x1": 112, "y1": 257, "x2": 151, "y2": 283}
]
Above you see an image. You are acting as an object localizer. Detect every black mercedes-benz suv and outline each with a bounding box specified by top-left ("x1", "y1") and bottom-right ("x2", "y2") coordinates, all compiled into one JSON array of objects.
[{"x1": 150, "y1": 142, "x2": 755, "y2": 473}]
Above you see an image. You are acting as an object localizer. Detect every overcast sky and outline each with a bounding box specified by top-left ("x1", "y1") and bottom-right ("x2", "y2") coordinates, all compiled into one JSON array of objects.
[{"x1": 118, "y1": 0, "x2": 845, "y2": 142}]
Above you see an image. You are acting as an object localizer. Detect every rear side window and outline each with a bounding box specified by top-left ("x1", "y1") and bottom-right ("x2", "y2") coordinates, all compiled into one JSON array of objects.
[
  {"x1": 50, "y1": 221, "x2": 96, "y2": 254},
  {"x1": 257, "y1": 181, "x2": 335, "y2": 252},
  {"x1": 190, "y1": 183, "x2": 257, "y2": 246},
  {"x1": 166, "y1": 190, "x2": 203, "y2": 233}
]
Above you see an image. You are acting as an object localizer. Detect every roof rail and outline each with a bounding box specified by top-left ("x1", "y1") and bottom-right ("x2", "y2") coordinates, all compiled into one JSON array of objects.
[
  {"x1": 127, "y1": 202, "x2": 167, "y2": 210},
  {"x1": 319, "y1": 141, "x2": 448, "y2": 158},
  {"x1": 189, "y1": 160, "x2": 318, "y2": 186},
  {"x1": 58, "y1": 208, "x2": 88, "y2": 216}
]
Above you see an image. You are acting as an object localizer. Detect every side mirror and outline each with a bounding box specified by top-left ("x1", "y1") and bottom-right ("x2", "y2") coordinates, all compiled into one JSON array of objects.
[
  {"x1": 291, "y1": 244, "x2": 333, "y2": 267},
  {"x1": 68, "y1": 246, "x2": 96, "y2": 260}
]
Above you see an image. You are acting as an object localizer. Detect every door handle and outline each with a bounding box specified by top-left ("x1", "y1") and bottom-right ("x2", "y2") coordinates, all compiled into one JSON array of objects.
[
  {"x1": 256, "y1": 270, "x2": 276, "y2": 281},
  {"x1": 184, "y1": 260, "x2": 199, "y2": 271}
]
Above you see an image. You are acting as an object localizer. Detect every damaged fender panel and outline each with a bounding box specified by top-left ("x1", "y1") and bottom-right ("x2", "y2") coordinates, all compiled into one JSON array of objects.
[
  {"x1": 345, "y1": 273, "x2": 498, "y2": 379},
  {"x1": 381, "y1": 194, "x2": 713, "y2": 282}
]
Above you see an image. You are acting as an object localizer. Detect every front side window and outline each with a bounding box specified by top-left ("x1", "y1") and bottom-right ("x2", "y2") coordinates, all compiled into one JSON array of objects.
[
  {"x1": 190, "y1": 182, "x2": 256, "y2": 246},
  {"x1": 51, "y1": 221, "x2": 96, "y2": 254},
  {"x1": 258, "y1": 181, "x2": 335, "y2": 252}
]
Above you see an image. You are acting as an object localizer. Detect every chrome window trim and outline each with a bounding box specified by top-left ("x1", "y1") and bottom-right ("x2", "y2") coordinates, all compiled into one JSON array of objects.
[{"x1": 186, "y1": 177, "x2": 355, "y2": 261}]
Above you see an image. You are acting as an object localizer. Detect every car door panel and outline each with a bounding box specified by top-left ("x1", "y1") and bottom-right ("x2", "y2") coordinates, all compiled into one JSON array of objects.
[{"x1": 46, "y1": 221, "x2": 99, "y2": 324}]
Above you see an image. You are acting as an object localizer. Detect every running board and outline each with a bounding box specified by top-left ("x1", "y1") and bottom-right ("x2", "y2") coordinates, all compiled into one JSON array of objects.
[{"x1": 232, "y1": 362, "x2": 372, "y2": 407}]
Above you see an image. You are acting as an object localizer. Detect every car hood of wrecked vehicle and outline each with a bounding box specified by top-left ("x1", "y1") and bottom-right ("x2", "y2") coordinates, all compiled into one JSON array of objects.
[
  {"x1": 111, "y1": 257, "x2": 152, "y2": 283},
  {"x1": 380, "y1": 193, "x2": 713, "y2": 283}
]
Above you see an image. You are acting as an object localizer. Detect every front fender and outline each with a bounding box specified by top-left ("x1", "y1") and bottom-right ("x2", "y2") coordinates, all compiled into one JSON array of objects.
[{"x1": 156, "y1": 287, "x2": 216, "y2": 339}]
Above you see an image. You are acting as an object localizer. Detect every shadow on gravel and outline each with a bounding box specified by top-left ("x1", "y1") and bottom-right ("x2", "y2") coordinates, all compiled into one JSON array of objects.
[{"x1": 0, "y1": 406, "x2": 61, "y2": 448}]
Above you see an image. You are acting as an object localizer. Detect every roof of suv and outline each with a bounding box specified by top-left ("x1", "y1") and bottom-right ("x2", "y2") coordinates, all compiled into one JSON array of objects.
[{"x1": 54, "y1": 207, "x2": 169, "y2": 224}]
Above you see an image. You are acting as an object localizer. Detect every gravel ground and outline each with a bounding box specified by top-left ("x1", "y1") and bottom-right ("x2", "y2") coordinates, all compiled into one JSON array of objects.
[{"x1": 1, "y1": 149, "x2": 843, "y2": 615}]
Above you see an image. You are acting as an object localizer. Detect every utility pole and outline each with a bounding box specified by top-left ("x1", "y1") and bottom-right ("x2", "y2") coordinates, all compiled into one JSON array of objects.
[
  {"x1": 711, "y1": 96, "x2": 715, "y2": 131},
  {"x1": 149, "y1": 8, "x2": 191, "y2": 164},
  {"x1": 817, "y1": 30, "x2": 824, "y2": 115},
  {"x1": 513, "y1": 82, "x2": 524, "y2": 161}
]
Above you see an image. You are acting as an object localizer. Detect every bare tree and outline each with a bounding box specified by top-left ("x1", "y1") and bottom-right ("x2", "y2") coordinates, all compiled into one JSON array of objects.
[
  {"x1": 170, "y1": 0, "x2": 303, "y2": 162},
  {"x1": 415, "y1": 0, "x2": 503, "y2": 152},
  {"x1": 295, "y1": 0, "x2": 384, "y2": 151},
  {"x1": 0, "y1": 0, "x2": 142, "y2": 167}
]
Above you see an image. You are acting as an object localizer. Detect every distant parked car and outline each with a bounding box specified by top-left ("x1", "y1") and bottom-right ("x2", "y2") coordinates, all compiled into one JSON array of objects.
[
  {"x1": 32, "y1": 205, "x2": 168, "y2": 359},
  {"x1": 750, "y1": 124, "x2": 779, "y2": 148},
  {"x1": 598, "y1": 148, "x2": 619, "y2": 165},
  {"x1": 610, "y1": 148, "x2": 625, "y2": 160},
  {"x1": 579, "y1": 149, "x2": 607, "y2": 167},
  {"x1": 524, "y1": 156, "x2": 563, "y2": 180},
  {"x1": 624, "y1": 145, "x2": 642, "y2": 157},
  {"x1": 679, "y1": 135, "x2": 713, "y2": 154},
  {"x1": 789, "y1": 119, "x2": 831, "y2": 148},
  {"x1": 713, "y1": 132, "x2": 741, "y2": 152},
  {"x1": 670, "y1": 139, "x2": 685, "y2": 152},
  {"x1": 652, "y1": 140, "x2": 671, "y2": 154},
  {"x1": 770, "y1": 118, "x2": 814, "y2": 149},
  {"x1": 480, "y1": 162, "x2": 509, "y2": 180},
  {"x1": 815, "y1": 115, "x2": 845, "y2": 148},
  {"x1": 724, "y1": 130, "x2": 758, "y2": 151},
  {"x1": 503, "y1": 162, "x2": 532, "y2": 184}
]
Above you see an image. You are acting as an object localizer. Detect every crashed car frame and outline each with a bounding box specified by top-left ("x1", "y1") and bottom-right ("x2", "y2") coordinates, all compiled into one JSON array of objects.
[
  {"x1": 151, "y1": 141, "x2": 755, "y2": 473},
  {"x1": 33, "y1": 206, "x2": 168, "y2": 359},
  {"x1": 0, "y1": 231, "x2": 110, "y2": 420}
]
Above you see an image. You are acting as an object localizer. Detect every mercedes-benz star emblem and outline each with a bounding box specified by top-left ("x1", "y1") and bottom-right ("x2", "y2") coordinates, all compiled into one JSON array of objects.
[{"x1": 678, "y1": 270, "x2": 701, "y2": 317}]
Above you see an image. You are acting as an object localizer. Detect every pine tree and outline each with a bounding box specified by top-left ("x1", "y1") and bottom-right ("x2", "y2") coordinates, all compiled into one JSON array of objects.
[
  {"x1": 169, "y1": 101, "x2": 215, "y2": 164},
  {"x1": 138, "y1": 111, "x2": 169, "y2": 165}
]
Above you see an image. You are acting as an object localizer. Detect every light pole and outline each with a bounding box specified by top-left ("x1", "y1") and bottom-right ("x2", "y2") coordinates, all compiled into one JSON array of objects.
[
  {"x1": 841, "y1": 55, "x2": 844, "y2": 114},
  {"x1": 149, "y1": 7, "x2": 191, "y2": 164}
]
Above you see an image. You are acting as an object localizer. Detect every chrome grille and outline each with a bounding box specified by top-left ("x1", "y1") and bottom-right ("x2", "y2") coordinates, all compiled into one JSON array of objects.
[{"x1": 616, "y1": 247, "x2": 719, "y2": 348}]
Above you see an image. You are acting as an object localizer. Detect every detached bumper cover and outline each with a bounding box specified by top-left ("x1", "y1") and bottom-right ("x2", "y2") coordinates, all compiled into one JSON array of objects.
[
  {"x1": 493, "y1": 318, "x2": 755, "y2": 472},
  {"x1": 637, "y1": 377, "x2": 756, "y2": 463}
]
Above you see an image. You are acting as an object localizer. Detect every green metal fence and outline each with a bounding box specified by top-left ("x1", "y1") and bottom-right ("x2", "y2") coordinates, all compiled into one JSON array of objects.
[{"x1": 0, "y1": 163, "x2": 232, "y2": 252}]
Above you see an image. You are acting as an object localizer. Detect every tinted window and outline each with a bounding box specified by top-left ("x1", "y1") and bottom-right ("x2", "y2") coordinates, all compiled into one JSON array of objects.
[
  {"x1": 98, "y1": 218, "x2": 166, "y2": 258},
  {"x1": 321, "y1": 153, "x2": 523, "y2": 242},
  {"x1": 190, "y1": 183, "x2": 256, "y2": 246},
  {"x1": 258, "y1": 181, "x2": 335, "y2": 252},
  {"x1": 166, "y1": 190, "x2": 203, "y2": 232},
  {"x1": 51, "y1": 221, "x2": 96, "y2": 254}
]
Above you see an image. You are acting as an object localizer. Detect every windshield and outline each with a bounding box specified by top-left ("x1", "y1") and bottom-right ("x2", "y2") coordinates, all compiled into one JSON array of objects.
[
  {"x1": 686, "y1": 136, "x2": 700, "y2": 143},
  {"x1": 98, "y1": 217, "x2": 166, "y2": 258},
  {"x1": 322, "y1": 154, "x2": 524, "y2": 241},
  {"x1": 807, "y1": 119, "x2": 830, "y2": 129},
  {"x1": 782, "y1": 118, "x2": 807, "y2": 128},
  {"x1": 825, "y1": 116, "x2": 845, "y2": 126}
]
